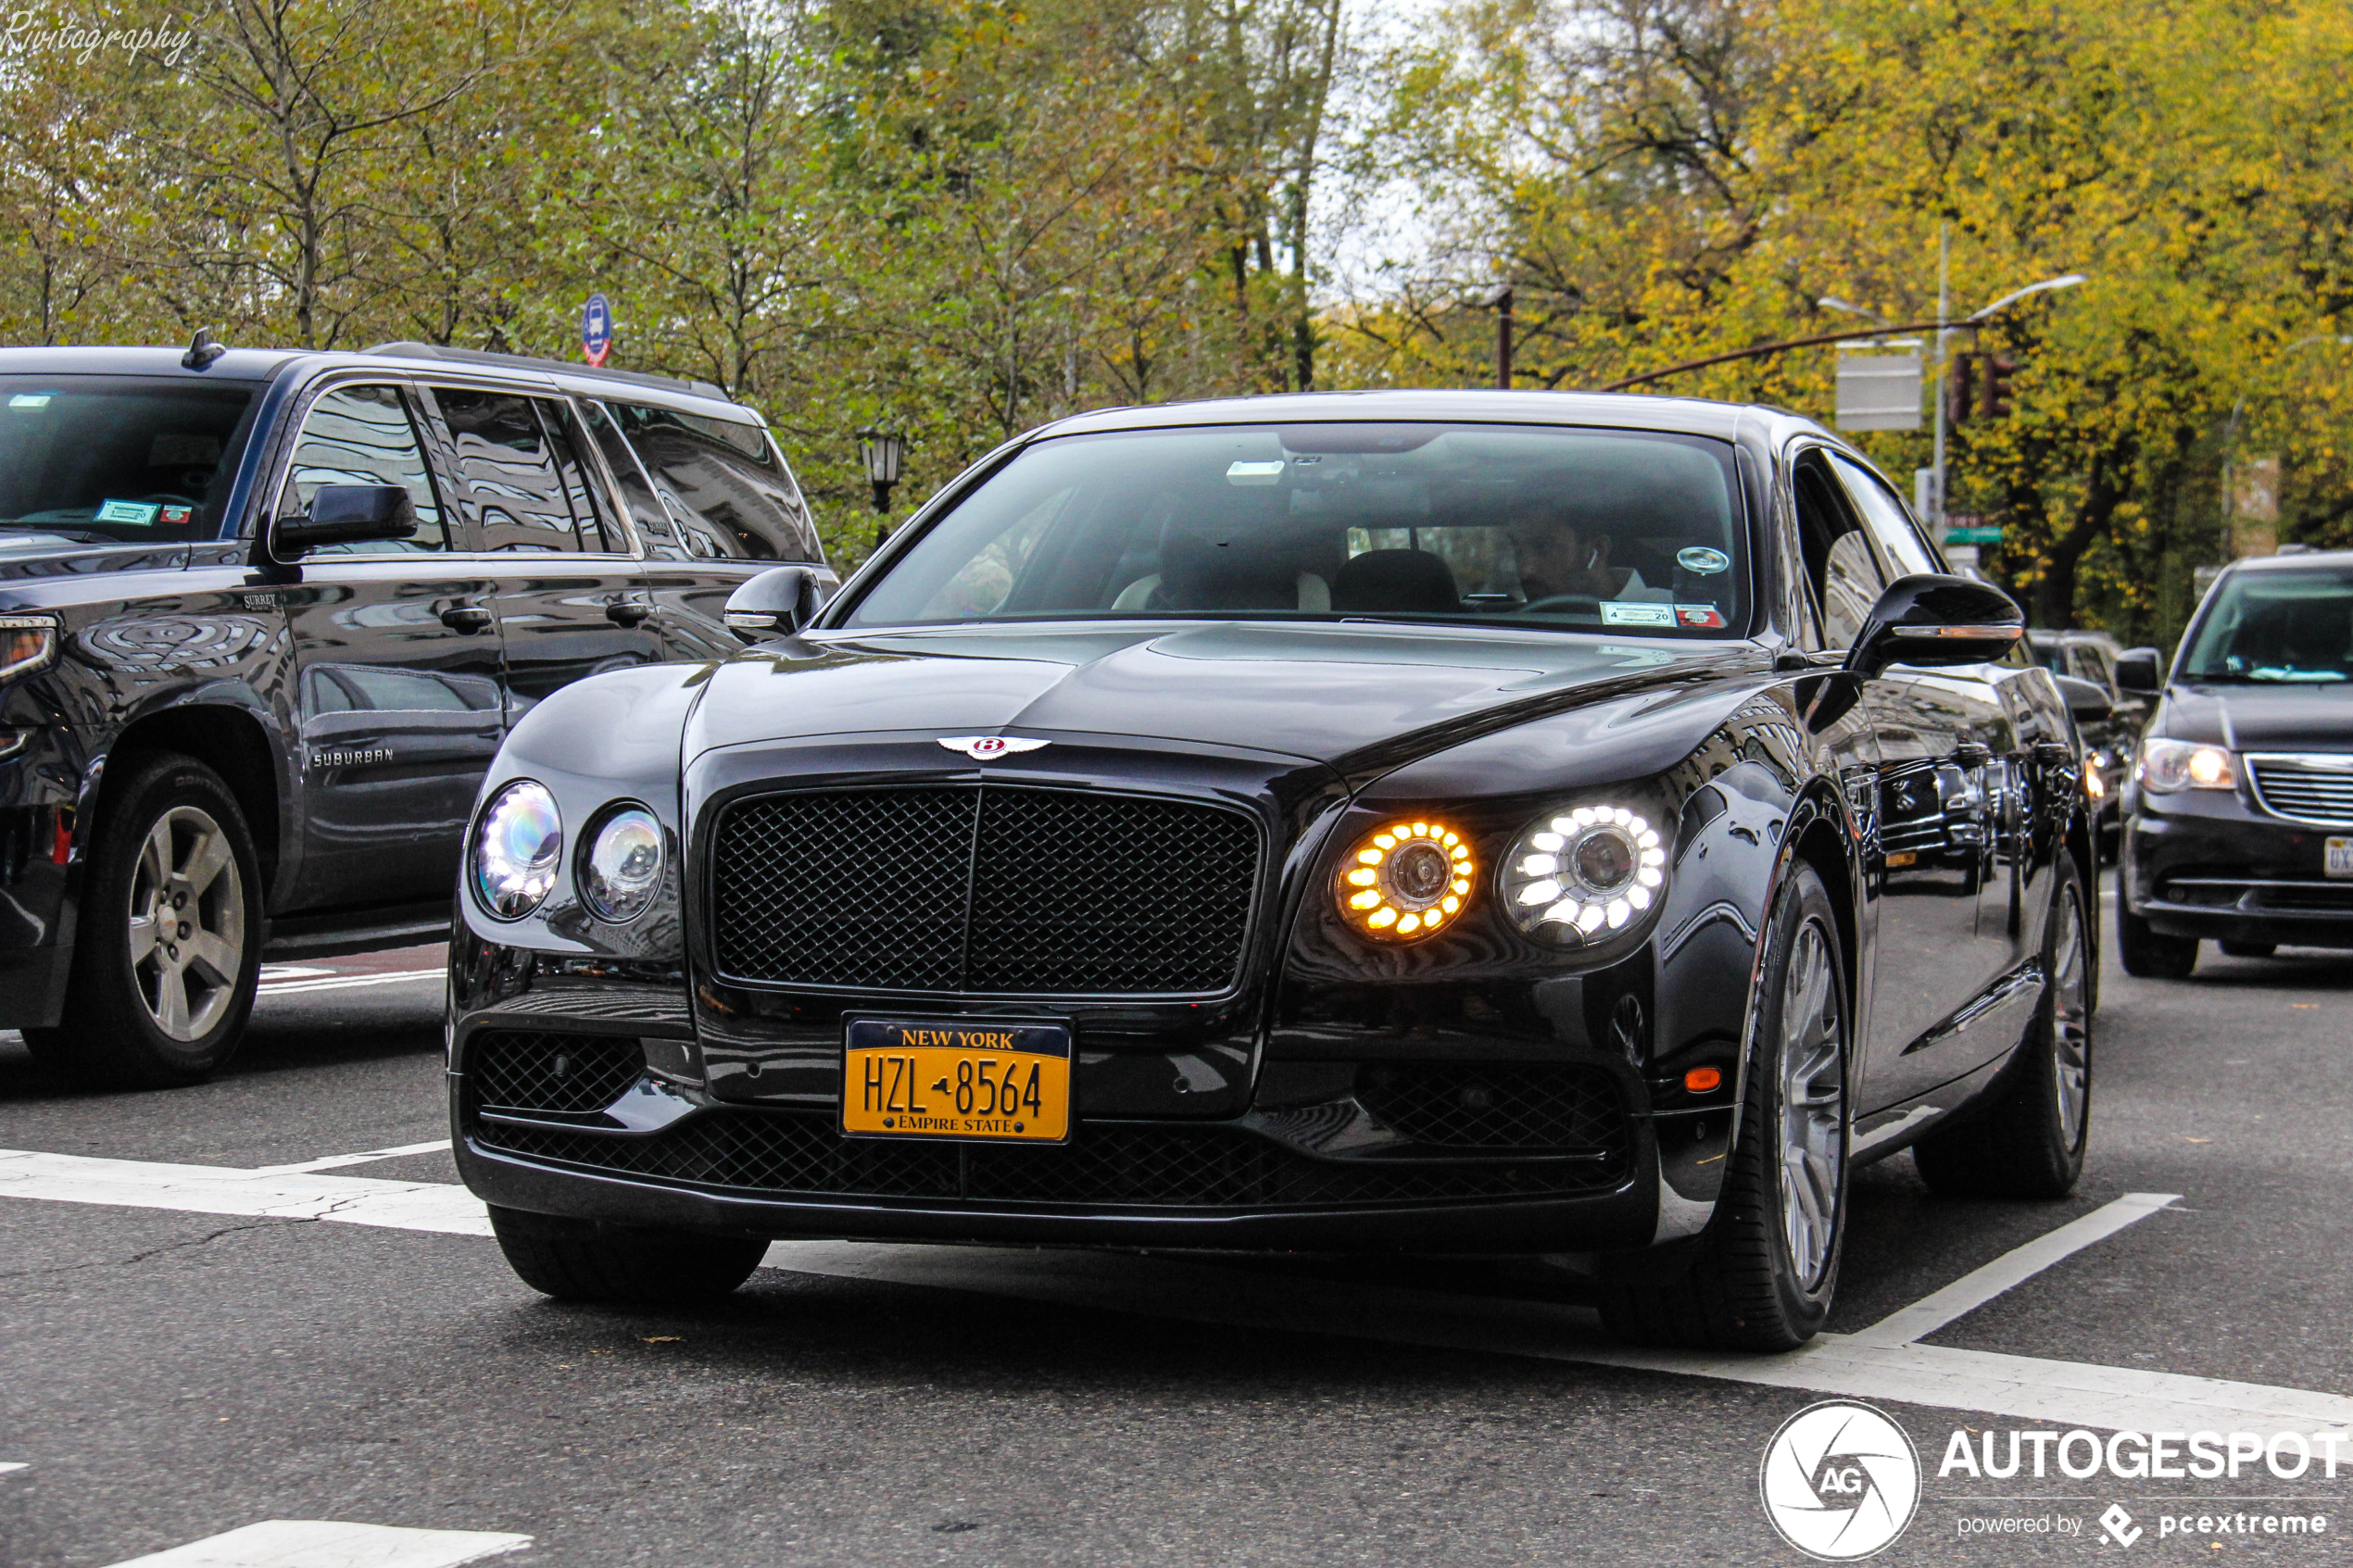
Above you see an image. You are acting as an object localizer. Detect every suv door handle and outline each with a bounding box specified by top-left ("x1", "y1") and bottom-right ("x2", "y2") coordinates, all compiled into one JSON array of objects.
[
  {"x1": 1954, "y1": 742, "x2": 1994, "y2": 768},
  {"x1": 606, "y1": 600, "x2": 651, "y2": 628},
  {"x1": 439, "y1": 605, "x2": 495, "y2": 633}
]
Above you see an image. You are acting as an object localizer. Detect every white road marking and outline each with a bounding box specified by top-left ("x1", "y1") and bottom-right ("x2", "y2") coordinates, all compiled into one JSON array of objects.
[
  {"x1": 255, "y1": 1140, "x2": 455, "y2": 1175},
  {"x1": 1845, "y1": 1191, "x2": 2182, "y2": 1347},
  {"x1": 257, "y1": 969, "x2": 446, "y2": 998},
  {"x1": 105, "y1": 1519, "x2": 529, "y2": 1568},
  {"x1": 0, "y1": 1461, "x2": 26, "y2": 1474},
  {"x1": 4, "y1": 1147, "x2": 2346, "y2": 1436},
  {"x1": 257, "y1": 965, "x2": 337, "y2": 982}
]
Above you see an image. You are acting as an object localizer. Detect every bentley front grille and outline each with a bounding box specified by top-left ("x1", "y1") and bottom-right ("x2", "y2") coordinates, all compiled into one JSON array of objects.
[{"x1": 711, "y1": 784, "x2": 1261, "y2": 995}]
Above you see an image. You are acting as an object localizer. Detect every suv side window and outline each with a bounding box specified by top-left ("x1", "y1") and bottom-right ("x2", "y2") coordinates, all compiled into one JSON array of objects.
[
  {"x1": 610, "y1": 402, "x2": 821, "y2": 563},
  {"x1": 281, "y1": 384, "x2": 447, "y2": 554},
  {"x1": 429, "y1": 389, "x2": 615, "y2": 553},
  {"x1": 581, "y1": 399, "x2": 688, "y2": 560},
  {"x1": 1793, "y1": 452, "x2": 1887, "y2": 650},
  {"x1": 1829, "y1": 452, "x2": 1944, "y2": 579}
]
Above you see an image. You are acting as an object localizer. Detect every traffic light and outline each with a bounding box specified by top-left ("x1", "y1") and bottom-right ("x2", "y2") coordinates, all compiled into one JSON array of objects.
[
  {"x1": 1982, "y1": 356, "x2": 2018, "y2": 419},
  {"x1": 1946, "y1": 352, "x2": 1979, "y2": 425}
]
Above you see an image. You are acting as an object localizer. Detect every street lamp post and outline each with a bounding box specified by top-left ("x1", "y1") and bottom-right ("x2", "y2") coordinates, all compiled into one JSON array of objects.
[{"x1": 857, "y1": 428, "x2": 906, "y2": 553}]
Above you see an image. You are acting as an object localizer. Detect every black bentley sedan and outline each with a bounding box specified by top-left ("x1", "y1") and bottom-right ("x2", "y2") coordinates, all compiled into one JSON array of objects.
[
  {"x1": 2117, "y1": 548, "x2": 2353, "y2": 975},
  {"x1": 449, "y1": 391, "x2": 2098, "y2": 1350}
]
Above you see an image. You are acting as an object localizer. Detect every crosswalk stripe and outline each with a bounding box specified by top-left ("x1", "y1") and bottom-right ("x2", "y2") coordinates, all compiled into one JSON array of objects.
[
  {"x1": 6, "y1": 1145, "x2": 2349, "y2": 1437},
  {"x1": 104, "y1": 1519, "x2": 529, "y2": 1568}
]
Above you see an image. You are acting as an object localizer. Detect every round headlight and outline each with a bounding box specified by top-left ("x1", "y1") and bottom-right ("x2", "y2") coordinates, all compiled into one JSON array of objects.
[
  {"x1": 581, "y1": 806, "x2": 665, "y2": 922},
  {"x1": 472, "y1": 780, "x2": 562, "y2": 921},
  {"x1": 1335, "y1": 819, "x2": 1475, "y2": 940},
  {"x1": 1501, "y1": 804, "x2": 1666, "y2": 942}
]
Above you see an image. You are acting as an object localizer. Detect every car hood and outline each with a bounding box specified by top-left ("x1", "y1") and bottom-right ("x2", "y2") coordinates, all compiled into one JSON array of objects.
[
  {"x1": 2161, "y1": 683, "x2": 2353, "y2": 752},
  {"x1": 683, "y1": 621, "x2": 1759, "y2": 772}
]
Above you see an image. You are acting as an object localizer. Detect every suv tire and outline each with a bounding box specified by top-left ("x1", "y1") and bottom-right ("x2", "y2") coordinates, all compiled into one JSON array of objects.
[
  {"x1": 23, "y1": 754, "x2": 262, "y2": 1088},
  {"x1": 2117, "y1": 901, "x2": 2196, "y2": 978}
]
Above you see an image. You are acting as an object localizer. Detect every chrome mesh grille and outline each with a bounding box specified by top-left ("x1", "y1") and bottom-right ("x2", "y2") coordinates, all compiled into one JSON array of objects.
[
  {"x1": 2249, "y1": 757, "x2": 2353, "y2": 825},
  {"x1": 711, "y1": 785, "x2": 1259, "y2": 995}
]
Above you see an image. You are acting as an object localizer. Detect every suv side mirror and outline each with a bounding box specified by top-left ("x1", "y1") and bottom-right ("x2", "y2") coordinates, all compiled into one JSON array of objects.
[
  {"x1": 724, "y1": 564, "x2": 828, "y2": 639},
  {"x1": 1845, "y1": 573, "x2": 2025, "y2": 679},
  {"x1": 275, "y1": 484, "x2": 417, "y2": 556},
  {"x1": 2114, "y1": 646, "x2": 2162, "y2": 694},
  {"x1": 2052, "y1": 673, "x2": 2114, "y2": 723}
]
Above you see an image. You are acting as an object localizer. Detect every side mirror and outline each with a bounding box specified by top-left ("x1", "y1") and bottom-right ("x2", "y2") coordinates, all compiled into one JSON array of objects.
[
  {"x1": 2114, "y1": 646, "x2": 2162, "y2": 694},
  {"x1": 2052, "y1": 673, "x2": 2114, "y2": 723},
  {"x1": 1845, "y1": 573, "x2": 2024, "y2": 679},
  {"x1": 275, "y1": 484, "x2": 417, "y2": 556},
  {"x1": 724, "y1": 565, "x2": 828, "y2": 639}
]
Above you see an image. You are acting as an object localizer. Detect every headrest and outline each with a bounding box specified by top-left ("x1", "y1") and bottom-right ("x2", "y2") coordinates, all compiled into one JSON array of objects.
[{"x1": 1331, "y1": 549, "x2": 1459, "y2": 614}]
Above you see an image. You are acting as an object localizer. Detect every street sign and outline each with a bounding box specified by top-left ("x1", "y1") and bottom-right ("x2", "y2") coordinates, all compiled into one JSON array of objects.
[
  {"x1": 1944, "y1": 525, "x2": 2003, "y2": 545},
  {"x1": 1836, "y1": 351, "x2": 1922, "y2": 432},
  {"x1": 581, "y1": 293, "x2": 612, "y2": 369}
]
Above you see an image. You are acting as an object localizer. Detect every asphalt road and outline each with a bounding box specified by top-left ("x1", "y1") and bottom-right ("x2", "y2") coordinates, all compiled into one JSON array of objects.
[{"x1": 2, "y1": 889, "x2": 2349, "y2": 1567}]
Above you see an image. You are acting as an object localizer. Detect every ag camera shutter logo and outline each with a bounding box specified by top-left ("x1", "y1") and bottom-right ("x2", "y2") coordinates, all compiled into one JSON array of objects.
[{"x1": 1760, "y1": 1400, "x2": 1921, "y2": 1560}]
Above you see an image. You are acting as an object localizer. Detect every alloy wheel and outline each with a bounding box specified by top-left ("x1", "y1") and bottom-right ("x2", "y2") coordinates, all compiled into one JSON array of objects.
[
  {"x1": 127, "y1": 804, "x2": 245, "y2": 1041},
  {"x1": 1777, "y1": 918, "x2": 1845, "y2": 1291},
  {"x1": 2049, "y1": 886, "x2": 2092, "y2": 1148}
]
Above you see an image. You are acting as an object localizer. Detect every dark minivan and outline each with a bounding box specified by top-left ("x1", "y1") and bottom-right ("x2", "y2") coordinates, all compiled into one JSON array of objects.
[
  {"x1": 0, "y1": 338, "x2": 833, "y2": 1085},
  {"x1": 2118, "y1": 549, "x2": 2353, "y2": 974}
]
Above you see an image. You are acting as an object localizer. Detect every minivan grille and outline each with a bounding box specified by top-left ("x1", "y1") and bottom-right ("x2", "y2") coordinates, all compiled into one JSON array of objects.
[
  {"x1": 711, "y1": 785, "x2": 1260, "y2": 995},
  {"x1": 2249, "y1": 756, "x2": 2353, "y2": 825}
]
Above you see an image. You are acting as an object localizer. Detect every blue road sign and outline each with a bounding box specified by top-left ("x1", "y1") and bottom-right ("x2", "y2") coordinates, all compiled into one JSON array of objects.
[{"x1": 581, "y1": 293, "x2": 612, "y2": 368}]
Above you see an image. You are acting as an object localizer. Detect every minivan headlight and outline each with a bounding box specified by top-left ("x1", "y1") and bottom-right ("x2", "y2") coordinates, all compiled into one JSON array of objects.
[
  {"x1": 1501, "y1": 803, "x2": 1667, "y2": 942},
  {"x1": 2138, "y1": 738, "x2": 2236, "y2": 793},
  {"x1": 580, "y1": 805, "x2": 664, "y2": 922},
  {"x1": 473, "y1": 780, "x2": 562, "y2": 920}
]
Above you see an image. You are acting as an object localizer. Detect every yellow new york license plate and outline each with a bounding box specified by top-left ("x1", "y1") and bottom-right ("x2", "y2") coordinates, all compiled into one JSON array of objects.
[{"x1": 841, "y1": 1019, "x2": 1072, "y2": 1143}]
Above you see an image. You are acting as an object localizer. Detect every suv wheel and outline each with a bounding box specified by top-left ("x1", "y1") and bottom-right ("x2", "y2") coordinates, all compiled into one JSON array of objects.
[
  {"x1": 2117, "y1": 901, "x2": 2196, "y2": 978},
  {"x1": 1597, "y1": 865, "x2": 1848, "y2": 1351},
  {"x1": 23, "y1": 754, "x2": 261, "y2": 1088},
  {"x1": 1915, "y1": 857, "x2": 2093, "y2": 1199},
  {"x1": 490, "y1": 1206, "x2": 768, "y2": 1305}
]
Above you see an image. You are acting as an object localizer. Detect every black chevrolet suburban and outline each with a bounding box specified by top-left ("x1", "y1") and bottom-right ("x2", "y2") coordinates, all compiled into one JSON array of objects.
[{"x1": 0, "y1": 338, "x2": 834, "y2": 1086}]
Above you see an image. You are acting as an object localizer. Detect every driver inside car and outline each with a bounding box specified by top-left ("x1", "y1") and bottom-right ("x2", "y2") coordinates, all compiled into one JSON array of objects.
[{"x1": 1504, "y1": 501, "x2": 1669, "y2": 607}]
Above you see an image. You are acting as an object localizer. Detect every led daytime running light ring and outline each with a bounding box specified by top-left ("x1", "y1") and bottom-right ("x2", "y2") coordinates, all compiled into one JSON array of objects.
[
  {"x1": 1337, "y1": 819, "x2": 1475, "y2": 941},
  {"x1": 1503, "y1": 803, "x2": 1666, "y2": 944}
]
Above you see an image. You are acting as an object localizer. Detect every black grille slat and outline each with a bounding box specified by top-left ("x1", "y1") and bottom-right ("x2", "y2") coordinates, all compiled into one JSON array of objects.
[
  {"x1": 470, "y1": 1031, "x2": 645, "y2": 1116},
  {"x1": 711, "y1": 784, "x2": 1258, "y2": 995},
  {"x1": 1356, "y1": 1065, "x2": 1625, "y2": 1152},
  {"x1": 2250, "y1": 759, "x2": 2353, "y2": 824},
  {"x1": 471, "y1": 1110, "x2": 1629, "y2": 1208}
]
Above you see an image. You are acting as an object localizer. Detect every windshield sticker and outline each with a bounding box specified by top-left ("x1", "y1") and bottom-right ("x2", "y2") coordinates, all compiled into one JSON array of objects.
[
  {"x1": 94, "y1": 500, "x2": 160, "y2": 525},
  {"x1": 6, "y1": 393, "x2": 53, "y2": 409},
  {"x1": 1226, "y1": 460, "x2": 1285, "y2": 486},
  {"x1": 1600, "y1": 601, "x2": 1677, "y2": 627},
  {"x1": 1677, "y1": 546, "x2": 1730, "y2": 574},
  {"x1": 1676, "y1": 605, "x2": 1728, "y2": 629},
  {"x1": 157, "y1": 505, "x2": 193, "y2": 525}
]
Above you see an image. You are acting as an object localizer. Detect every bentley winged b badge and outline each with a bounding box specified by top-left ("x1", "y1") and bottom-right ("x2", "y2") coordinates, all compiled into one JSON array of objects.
[{"x1": 937, "y1": 735, "x2": 1051, "y2": 760}]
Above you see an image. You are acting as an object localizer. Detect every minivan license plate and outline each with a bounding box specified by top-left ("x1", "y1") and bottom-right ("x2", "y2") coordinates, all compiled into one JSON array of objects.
[
  {"x1": 842, "y1": 1019, "x2": 1072, "y2": 1143},
  {"x1": 2329, "y1": 837, "x2": 2353, "y2": 879}
]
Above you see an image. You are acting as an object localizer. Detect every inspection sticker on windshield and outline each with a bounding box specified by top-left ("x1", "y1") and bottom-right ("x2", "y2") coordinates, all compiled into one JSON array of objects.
[
  {"x1": 1600, "y1": 602, "x2": 1677, "y2": 627},
  {"x1": 94, "y1": 500, "x2": 159, "y2": 525},
  {"x1": 1675, "y1": 605, "x2": 1727, "y2": 629},
  {"x1": 2328, "y1": 837, "x2": 2353, "y2": 878}
]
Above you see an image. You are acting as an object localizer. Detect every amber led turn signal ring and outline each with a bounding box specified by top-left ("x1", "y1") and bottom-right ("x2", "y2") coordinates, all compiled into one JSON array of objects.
[{"x1": 1337, "y1": 820, "x2": 1475, "y2": 940}]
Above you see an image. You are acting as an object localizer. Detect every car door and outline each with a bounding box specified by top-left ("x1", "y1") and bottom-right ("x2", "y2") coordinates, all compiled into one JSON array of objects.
[
  {"x1": 1821, "y1": 450, "x2": 2024, "y2": 1107},
  {"x1": 593, "y1": 397, "x2": 836, "y2": 661},
  {"x1": 270, "y1": 381, "x2": 506, "y2": 915},
  {"x1": 415, "y1": 386, "x2": 661, "y2": 722}
]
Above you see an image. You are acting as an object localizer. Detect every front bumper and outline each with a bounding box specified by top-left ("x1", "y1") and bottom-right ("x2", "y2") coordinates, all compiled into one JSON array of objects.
[{"x1": 2124, "y1": 787, "x2": 2353, "y2": 946}]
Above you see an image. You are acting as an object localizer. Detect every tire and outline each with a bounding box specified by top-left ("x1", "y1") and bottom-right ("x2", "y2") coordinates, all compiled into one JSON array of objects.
[
  {"x1": 489, "y1": 1206, "x2": 766, "y2": 1305},
  {"x1": 21, "y1": 754, "x2": 262, "y2": 1088},
  {"x1": 1914, "y1": 857, "x2": 2093, "y2": 1200},
  {"x1": 2117, "y1": 901, "x2": 2196, "y2": 978},
  {"x1": 1597, "y1": 865, "x2": 1848, "y2": 1351},
  {"x1": 2220, "y1": 940, "x2": 2276, "y2": 960}
]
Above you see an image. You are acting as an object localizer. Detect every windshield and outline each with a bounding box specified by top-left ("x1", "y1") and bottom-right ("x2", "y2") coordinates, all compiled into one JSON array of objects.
[
  {"x1": 2179, "y1": 565, "x2": 2353, "y2": 683},
  {"x1": 846, "y1": 423, "x2": 1749, "y2": 637},
  {"x1": 0, "y1": 375, "x2": 260, "y2": 543}
]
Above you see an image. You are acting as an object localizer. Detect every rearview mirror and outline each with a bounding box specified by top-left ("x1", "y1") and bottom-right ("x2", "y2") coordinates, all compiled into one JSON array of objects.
[
  {"x1": 2114, "y1": 646, "x2": 2162, "y2": 694},
  {"x1": 724, "y1": 565, "x2": 829, "y2": 640},
  {"x1": 1845, "y1": 573, "x2": 2024, "y2": 679},
  {"x1": 2052, "y1": 673, "x2": 2113, "y2": 723},
  {"x1": 275, "y1": 484, "x2": 417, "y2": 556}
]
